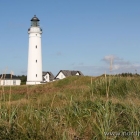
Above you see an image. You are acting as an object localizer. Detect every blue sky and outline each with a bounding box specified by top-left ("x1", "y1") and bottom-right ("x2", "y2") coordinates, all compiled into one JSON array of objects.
[{"x1": 0, "y1": 0, "x2": 140, "y2": 76}]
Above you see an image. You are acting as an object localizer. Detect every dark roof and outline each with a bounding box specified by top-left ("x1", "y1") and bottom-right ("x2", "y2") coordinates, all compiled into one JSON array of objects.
[
  {"x1": 42, "y1": 71, "x2": 47, "y2": 76},
  {"x1": 55, "y1": 70, "x2": 84, "y2": 78},
  {"x1": 42, "y1": 71, "x2": 55, "y2": 81},
  {"x1": 71, "y1": 71, "x2": 84, "y2": 76},
  {"x1": 31, "y1": 15, "x2": 40, "y2": 21},
  {"x1": 60, "y1": 70, "x2": 72, "y2": 77},
  {"x1": 0, "y1": 74, "x2": 20, "y2": 80}
]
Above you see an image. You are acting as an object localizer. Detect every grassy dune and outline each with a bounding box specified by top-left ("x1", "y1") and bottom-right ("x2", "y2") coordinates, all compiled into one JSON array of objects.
[{"x1": 0, "y1": 76, "x2": 140, "y2": 140}]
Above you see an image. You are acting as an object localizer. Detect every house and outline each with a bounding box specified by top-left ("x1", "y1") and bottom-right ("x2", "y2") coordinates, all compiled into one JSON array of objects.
[
  {"x1": 42, "y1": 71, "x2": 55, "y2": 82},
  {"x1": 0, "y1": 74, "x2": 21, "y2": 86},
  {"x1": 55, "y1": 70, "x2": 84, "y2": 80}
]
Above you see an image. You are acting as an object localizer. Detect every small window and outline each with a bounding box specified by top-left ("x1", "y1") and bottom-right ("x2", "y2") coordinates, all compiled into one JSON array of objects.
[
  {"x1": 36, "y1": 74, "x2": 37, "y2": 77},
  {"x1": 36, "y1": 60, "x2": 37, "y2": 63},
  {"x1": 36, "y1": 45, "x2": 37, "y2": 48},
  {"x1": 36, "y1": 34, "x2": 37, "y2": 36},
  {"x1": 13, "y1": 80, "x2": 16, "y2": 85}
]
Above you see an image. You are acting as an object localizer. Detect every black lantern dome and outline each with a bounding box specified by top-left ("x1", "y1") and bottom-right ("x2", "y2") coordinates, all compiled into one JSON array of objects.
[{"x1": 31, "y1": 15, "x2": 40, "y2": 27}]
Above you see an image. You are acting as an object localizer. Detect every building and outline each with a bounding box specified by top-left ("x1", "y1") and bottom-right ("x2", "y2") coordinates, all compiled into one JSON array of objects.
[
  {"x1": 42, "y1": 71, "x2": 55, "y2": 82},
  {"x1": 26, "y1": 15, "x2": 43, "y2": 85},
  {"x1": 0, "y1": 74, "x2": 21, "y2": 86},
  {"x1": 55, "y1": 70, "x2": 84, "y2": 80}
]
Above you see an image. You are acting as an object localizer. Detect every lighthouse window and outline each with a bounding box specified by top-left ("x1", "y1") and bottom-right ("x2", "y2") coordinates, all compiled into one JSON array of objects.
[
  {"x1": 36, "y1": 45, "x2": 37, "y2": 48},
  {"x1": 36, "y1": 60, "x2": 37, "y2": 63},
  {"x1": 36, "y1": 34, "x2": 37, "y2": 36},
  {"x1": 36, "y1": 74, "x2": 37, "y2": 77}
]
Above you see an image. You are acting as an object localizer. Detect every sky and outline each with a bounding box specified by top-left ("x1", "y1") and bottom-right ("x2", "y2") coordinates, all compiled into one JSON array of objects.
[{"x1": 0, "y1": 0, "x2": 140, "y2": 76}]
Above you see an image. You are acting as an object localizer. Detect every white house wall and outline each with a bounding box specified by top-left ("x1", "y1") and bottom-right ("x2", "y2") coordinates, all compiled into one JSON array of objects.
[
  {"x1": 56, "y1": 72, "x2": 66, "y2": 79},
  {"x1": 44, "y1": 73, "x2": 50, "y2": 82},
  {"x1": 76, "y1": 72, "x2": 80, "y2": 75},
  {"x1": 0, "y1": 80, "x2": 21, "y2": 86}
]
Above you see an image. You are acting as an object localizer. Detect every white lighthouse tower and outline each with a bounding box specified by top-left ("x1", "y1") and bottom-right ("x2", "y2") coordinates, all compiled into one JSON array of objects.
[{"x1": 26, "y1": 15, "x2": 43, "y2": 85}]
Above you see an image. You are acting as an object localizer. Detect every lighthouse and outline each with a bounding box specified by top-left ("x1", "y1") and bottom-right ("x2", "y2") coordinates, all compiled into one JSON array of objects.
[{"x1": 26, "y1": 15, "x2": 43, "y2": 85}]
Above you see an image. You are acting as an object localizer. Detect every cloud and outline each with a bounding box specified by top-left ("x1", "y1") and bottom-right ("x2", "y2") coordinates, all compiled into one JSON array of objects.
[
  {"x1": 113, "y1": 63, "x2": 140, "y2": 72},
  {"x1": 56, "y1": 52, "x2": 62, "y2": 56},
  {"x1": 103, "y1": 55, "x2": 116, "y2": 62},
  {"x1": 73, "y1": 55, "x2": 140, "y2": 76},
  {"x1": 73, "y1": 65, "x2": 107, "y2": 76},
  {"x1": 71, "y1": 62, "x2": 84, "y2": 66},
  {"x1": 102, "y1": 55, "x2": 124, "y2": 63},
  {"x1": 71, "y1": 63, "x2": 75, "y2": 66},
  {"x1": 113, "y1": 64, "x2": 120, "y2": 70},
  {"x1": 102, "y1": 55, "x2": 140, "y2": 73},
  {"x1": 79, "y1": 62, "x2": 84, "y2": 65},
  {"x1": 102, "y1": 55, "x2": 130, "y2": 69}
]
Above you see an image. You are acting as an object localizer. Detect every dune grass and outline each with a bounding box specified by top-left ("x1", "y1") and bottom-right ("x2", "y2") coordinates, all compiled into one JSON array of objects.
[{"x1": 0, "y1": 75, "x2": 140, "y2": 139}]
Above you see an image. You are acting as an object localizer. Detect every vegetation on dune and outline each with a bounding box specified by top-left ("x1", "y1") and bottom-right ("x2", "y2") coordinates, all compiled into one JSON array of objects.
[{"x1": 0, "y1": 75, "x2": 140, "y2": 139}]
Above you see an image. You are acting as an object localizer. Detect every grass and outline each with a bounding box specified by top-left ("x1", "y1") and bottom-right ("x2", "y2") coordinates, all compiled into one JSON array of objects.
[{"x1": 0, "y1": 75, "x2": 140, "y2": 139}]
